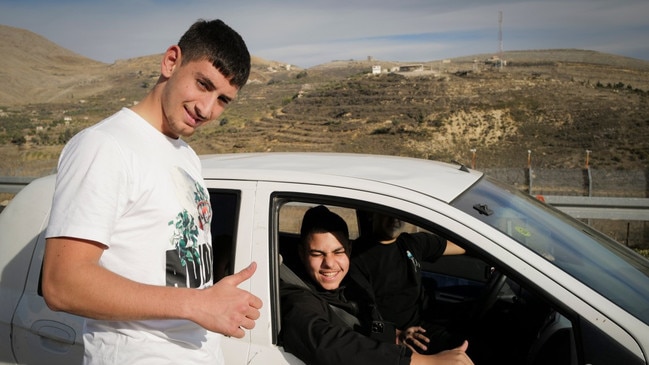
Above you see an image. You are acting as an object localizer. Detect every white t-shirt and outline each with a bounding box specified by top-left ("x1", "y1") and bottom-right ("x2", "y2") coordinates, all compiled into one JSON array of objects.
[{"x1": 46, "y1": 108, "x2": 222, "y2": 364}]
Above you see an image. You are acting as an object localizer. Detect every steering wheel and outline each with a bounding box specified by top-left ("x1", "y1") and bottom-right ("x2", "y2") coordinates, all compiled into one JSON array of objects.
[{"x1": 469, "y1": 267, "x2": 507, "y2": 322}]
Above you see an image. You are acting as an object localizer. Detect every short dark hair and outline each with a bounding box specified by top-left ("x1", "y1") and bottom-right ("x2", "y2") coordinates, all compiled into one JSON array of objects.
[
  {"x1": 299, "y1": 205, "x2": 350, "y2": 253},
  {"x1": 178, "y1": 19, "x2": 250, "y2": 89}
]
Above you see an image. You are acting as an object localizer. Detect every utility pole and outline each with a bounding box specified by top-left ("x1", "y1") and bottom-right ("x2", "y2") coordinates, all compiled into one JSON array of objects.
[
  {"x1": 470, "y1": 148, "x2": 477, "y2": 169},
  {"x1": 527, "y1": 150, "x2": 533, "y2": 195}
]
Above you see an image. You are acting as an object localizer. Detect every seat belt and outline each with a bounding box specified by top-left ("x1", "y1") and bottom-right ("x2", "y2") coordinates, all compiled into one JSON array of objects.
[{"x1": 279, "y1": 262, "x2": 360, "y2": 328}]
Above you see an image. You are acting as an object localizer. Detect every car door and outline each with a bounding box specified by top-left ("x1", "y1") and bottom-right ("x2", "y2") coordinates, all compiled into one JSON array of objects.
[
  {"x1": 258, "y1": 180, "x2": 466, "y2": 362},
  {"x1": 9, "y1": 176, "x2": 85, "y2": 365},
  {"x1": 204, "y1": 179, "x2": 303, "y2": 365},
  {"x1": 255, "y1": 180, "x2": 647, "y2": 365},
  {"x1": 218, "y1": 179, "x2": 396, "y2": 365},
  {"x1": 11, "y1": 229, "x2": 85, "y2": 365}
]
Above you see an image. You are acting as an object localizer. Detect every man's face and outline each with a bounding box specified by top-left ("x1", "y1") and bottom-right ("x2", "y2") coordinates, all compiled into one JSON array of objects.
[
  {"x1": 160, "y1": 58, "x2": 239, "y2": 138},
  {"x1": 303, "y1": 232, "x2": 349, "y2": 291},
  {"x1": 373, "y1": 214, "x2": 403, "y2": 241}
]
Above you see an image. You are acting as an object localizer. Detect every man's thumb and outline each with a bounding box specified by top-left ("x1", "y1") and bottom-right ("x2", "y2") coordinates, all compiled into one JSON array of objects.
[
  {"x1": 225, "y1": 262, "x2": 257, "y2": 285},
  {"x1": 457, "y1": 340, "x2": 469, "y2": 352}
]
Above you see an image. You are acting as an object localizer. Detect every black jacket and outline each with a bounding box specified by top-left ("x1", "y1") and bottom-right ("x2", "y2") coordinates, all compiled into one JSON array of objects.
[
  {"x1": 351, "y1": 232, "x2": 446, "y2": 329},
  {"x1": 279, "y1": 278, "x2": 412, "y2": 365}
]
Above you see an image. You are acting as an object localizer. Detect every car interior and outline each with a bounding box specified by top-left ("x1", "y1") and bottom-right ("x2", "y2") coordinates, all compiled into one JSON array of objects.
[{"x1": 271, "y1": 197, "x2": 579, "y2": 365}]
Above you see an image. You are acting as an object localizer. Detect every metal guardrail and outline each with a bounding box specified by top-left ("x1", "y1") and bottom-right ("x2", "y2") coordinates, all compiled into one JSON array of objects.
[
  {"x1": 1, "y1": 177, "x2": 648, "y2": 221},
  {"x1": 542, "y1": 195, "x2": 649, "y2": 221},
  {"x1": 0, "y1": 176, "x2": 38, "y2": 194}
]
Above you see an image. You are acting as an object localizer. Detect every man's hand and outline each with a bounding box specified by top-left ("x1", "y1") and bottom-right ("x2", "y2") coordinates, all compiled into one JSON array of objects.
[
  {"x1": 411, "y1": 340, "x2": 474, "y2": 365},
  {"x1": 194, "y1": 262, "x2": 263, "y2": 338},
  {"x1": 397, "y1": 326, "x2": 430, "y2": 352}
]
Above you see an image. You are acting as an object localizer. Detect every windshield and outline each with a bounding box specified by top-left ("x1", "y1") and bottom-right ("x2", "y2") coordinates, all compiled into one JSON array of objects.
[{"x1": 452, "y1": 176, "x2": 649, "y2": 325}]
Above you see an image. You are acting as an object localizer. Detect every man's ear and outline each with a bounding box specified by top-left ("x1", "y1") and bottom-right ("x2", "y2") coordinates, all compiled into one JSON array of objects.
[
  {"x1": 298, "y1": 244, "x2": 306, "y2": 261},
  {"x1": 161, "y1": 45, "x2": 182, "y2": 78}
]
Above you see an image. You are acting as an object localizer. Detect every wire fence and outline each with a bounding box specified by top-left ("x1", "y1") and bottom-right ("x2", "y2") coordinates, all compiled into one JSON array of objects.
[{"x1": 2, "y1": 167, "x2": 648, "y2": 248}]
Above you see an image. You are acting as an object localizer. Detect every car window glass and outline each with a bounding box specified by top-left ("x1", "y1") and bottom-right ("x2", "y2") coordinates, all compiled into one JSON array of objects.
[
  {"x1": 452, "y1": 176, "x2": 649, "y2": 326},
  {"x1": 209, "y1": 190, "x2": 239, "y2": 283},
  {"x1": 579, "y1": 319, "x2": 645, "y2": 365}
]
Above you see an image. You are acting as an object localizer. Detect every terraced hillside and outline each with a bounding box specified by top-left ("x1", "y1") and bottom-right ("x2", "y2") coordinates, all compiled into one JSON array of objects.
[
  {"x1": 190, "y1": 57, "x2": 649, "y2": 172},
  {"x1": 1, "y1": 23, "x2": 648, "y2": 176}
]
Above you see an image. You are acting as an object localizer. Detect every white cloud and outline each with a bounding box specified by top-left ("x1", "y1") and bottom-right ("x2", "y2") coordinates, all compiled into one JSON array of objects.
[{"x1": 1, "y1": 0, "x2": 647, "y2": 67}]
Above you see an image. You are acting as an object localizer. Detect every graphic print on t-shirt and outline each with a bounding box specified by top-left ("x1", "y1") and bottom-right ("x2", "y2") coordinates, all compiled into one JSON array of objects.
[{"x1": 166, "y1": 167, "x2": 213, "y2": 289}]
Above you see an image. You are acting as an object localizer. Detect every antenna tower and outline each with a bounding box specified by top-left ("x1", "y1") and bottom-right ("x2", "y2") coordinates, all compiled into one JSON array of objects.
[{"x1": 498, "y1": 11, "x2": 504, "y2": 70}]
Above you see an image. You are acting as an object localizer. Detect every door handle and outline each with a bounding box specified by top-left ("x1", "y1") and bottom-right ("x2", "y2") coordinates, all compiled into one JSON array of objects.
[{"x1": 32, "y1": 320, "x2": 76, "y2": 345}]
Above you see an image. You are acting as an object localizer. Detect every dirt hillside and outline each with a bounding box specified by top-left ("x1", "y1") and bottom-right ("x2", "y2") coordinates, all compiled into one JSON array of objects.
[{"x1": 1, "y1": 25, "x2": 648, "y2": 175}]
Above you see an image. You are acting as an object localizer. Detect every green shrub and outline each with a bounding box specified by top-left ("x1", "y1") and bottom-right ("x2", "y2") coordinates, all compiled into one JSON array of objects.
[
  {"x1": 371, "y1": 127, "x2": 392, "y2": 135},
  {"x1": 296, "y1": 71, "x2": 308, "y2": 79},
  {"x1": 635, "y1": 249, "x2": 649, "y2": 259}
]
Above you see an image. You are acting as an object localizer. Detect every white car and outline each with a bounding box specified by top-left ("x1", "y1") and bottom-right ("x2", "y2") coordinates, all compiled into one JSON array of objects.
[{"x1": 1, "y1": 152, "x2": 648, "y2": 365}]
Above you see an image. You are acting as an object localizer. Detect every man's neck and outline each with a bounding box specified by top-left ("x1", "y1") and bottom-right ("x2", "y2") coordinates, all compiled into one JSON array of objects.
[
  {"x1": 378, "y1": 237, "x2": 397, "y2": 245},
  {"x1": 130, "y1": 80, "x2": 168, "y2": 137}
]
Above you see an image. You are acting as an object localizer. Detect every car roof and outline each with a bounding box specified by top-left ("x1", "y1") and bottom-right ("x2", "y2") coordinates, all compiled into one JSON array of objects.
[{"x1": 200, "y1": 152, "x2": 482, "y2": 203}]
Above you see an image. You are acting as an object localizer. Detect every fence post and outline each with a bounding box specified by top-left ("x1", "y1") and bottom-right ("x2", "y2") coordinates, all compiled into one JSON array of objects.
[
  {"x1": 527, "y1": 150, "x2": 533, "y2": 195},
  {"x1": 585, "y1": 150, "x2": 592, "y2": 197}
]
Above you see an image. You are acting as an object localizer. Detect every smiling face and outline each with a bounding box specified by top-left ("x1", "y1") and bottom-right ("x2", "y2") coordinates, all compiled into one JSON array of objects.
[
  {"x1": 302, "y1": 232, "x2": 350, "y2": 291},
  {"x1": 158, "y1": 46, "x2": 239, "y2": 138}
]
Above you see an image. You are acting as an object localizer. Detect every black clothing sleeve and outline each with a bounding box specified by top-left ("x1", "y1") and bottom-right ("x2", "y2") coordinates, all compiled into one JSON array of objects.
[
  {"x1": 409, "y1": 232, "x2": 447, "y2": 262},
  {"x1": 280, "y1": 283, "x2": 412, "y2": 365}
]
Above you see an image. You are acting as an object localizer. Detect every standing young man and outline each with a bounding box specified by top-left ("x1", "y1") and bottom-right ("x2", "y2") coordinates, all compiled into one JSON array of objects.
[{"x1": 42, "y1": 19, "x2": 262, "y2": 364}]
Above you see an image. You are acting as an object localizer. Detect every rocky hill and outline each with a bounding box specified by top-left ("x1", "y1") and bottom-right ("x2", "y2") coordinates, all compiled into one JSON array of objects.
[
  {"x1": 1, "y1": 24, "x2": 648, "y2": 176},
  {"x1": 0, "y1": 25, "x2": 106, "y2": 104},
  {"x1": 206, "y1": 54, "x2": 649, "y2": 172}
]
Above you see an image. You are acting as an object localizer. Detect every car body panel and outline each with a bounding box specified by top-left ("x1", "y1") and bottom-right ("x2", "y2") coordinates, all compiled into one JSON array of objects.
[
  {"x1": 0, "y1": 175, "x2": 85, "y2": 364},
  {"x1": 200, "y1": 152, "x2": 482, "y2": 203},
  {"x1": 1, "y1": 153, "x2": 647, "y2": 365}
]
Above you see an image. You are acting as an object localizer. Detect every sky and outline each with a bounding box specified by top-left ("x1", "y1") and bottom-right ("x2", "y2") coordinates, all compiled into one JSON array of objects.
[{"x1": 1, "y1": 0, "x2": 648, "y2": 68}]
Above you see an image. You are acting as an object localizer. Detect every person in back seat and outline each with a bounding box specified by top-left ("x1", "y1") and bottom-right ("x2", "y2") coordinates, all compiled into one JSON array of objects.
[
  {"x1": 350, "y1": 212, "x2": 467, "y2": 354},
  {"x1": 279, "y1": 205, "x2": 474, "y2": 365}
]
